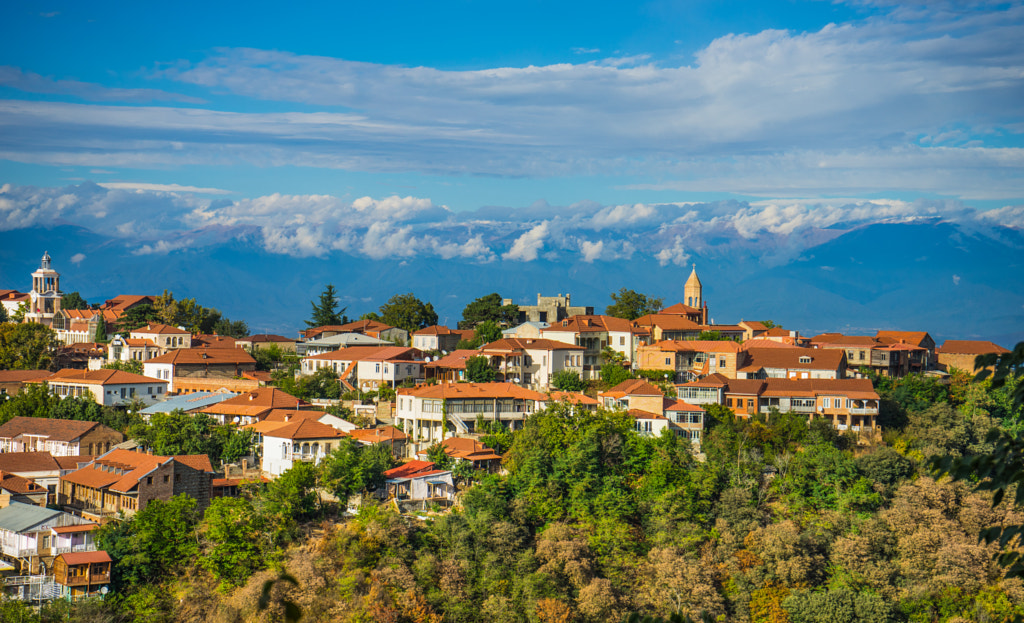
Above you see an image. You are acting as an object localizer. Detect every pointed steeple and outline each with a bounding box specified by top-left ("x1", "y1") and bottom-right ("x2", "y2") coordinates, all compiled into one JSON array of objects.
[{"x1": 684, "y1": 264, "x2": 703, "y2": 308}]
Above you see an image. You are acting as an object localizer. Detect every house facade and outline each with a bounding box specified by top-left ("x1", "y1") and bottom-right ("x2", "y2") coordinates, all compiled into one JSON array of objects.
[
  {"x1": 0, "y1": 417, "x2": 123, "y2": 457},
  {"x1": 261, "y1": 420, "x2": 345, "y2": 476},
  {"x1": 34, "y1": 369, "x2": 168, "y2": 407}
]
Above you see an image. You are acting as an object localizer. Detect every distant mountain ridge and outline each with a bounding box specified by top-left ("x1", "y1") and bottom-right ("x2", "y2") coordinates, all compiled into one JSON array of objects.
[{"x1": 1, "y1": 220, "x2": 1021, "y2": 346}]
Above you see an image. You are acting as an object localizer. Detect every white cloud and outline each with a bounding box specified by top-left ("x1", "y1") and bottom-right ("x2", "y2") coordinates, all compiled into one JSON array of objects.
[
  {"x1": 656, "y1": 236, "x2": 691, "y2": 267},
  {"x1": 98, "y1": 182, "x2": 232, "y2": 194},
  {"x1": 504, "y1": 221, "x2": 550, "y2": 261},
  {"x1": 69, "y1": 253, "x2": 85, "y2": 264}
]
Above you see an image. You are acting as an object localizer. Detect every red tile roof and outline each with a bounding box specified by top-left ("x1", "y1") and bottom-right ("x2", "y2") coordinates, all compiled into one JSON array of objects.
[
  {"x1": 58, "y1": 551, "x2": 112, "y2": 565},
  {"x1": 0, "y1": 417, "x2": 108, "y2": 443},
  {"x1": 663, "y1": 398, "x2": 704, "y2": 412},
  {"x1": 131, "y1": 323, "x2": 189, "y2": 336},
  {"x1": 0, "y1": 370, "x2": 53, "y2": 383},
  {"x1": 542, "y1": 314, "x2": 635, "y2": 334},
  {"x1": 264, "y1": 419, "x2": 345, "y2": 441},
  {"x1": 348, "y1": 425, "x2": 409, "y2": 443},
  {"x1": 0, "y1": 471, "x2": 47, "y2": 495},
  {"x1": 876, "y1": 331, "x2": 933, "y2": 347},
  {"x1": 398, "y1": 382, "x2": 547, "y2": 401},
  {"x1": 480, "y1": 338, "x2": 583, "y2": 352},
  {"x1": 937, "y1": 340, "x2": 1010, "y2": 355},
  {"x1": 51, "y1": 523, "x2": 98, "y2": 534},
  {"x1": 629, "y1": 409, "x2": 667, "y2": 420},
  {"x1": 633, "y1": 314, "x2": 703, "y2": 331},
  {"x1": 602, "y1": 378, "x2": 664, "y2": 397},
  {"x1": 740, "y1": 348, "x2": 845, "y2": 372},
  {"x1": 384, "y1": 460, "x2": 436, "y2": 479},
  {"x1": 43, "y1": 368, "x2": 165, "y2": 386},
  {"x1": 146, "y1": 348, "x2": 256, "y2": 365},
  {"x1": 0, "y1": 452, "x2": 61, "y2": 473},
  {"x1": 546, "y1": 391, "x2": 598, "y2": 405},
  {"x1": 423, "y1": 350, "x2": 479, "y2": 370},
  {"x1": 659, "y1": 303, "x2": 702, "y2": 316},
  {"x1": 653, "y1": 340, "x2": 742, "y2": 353}
]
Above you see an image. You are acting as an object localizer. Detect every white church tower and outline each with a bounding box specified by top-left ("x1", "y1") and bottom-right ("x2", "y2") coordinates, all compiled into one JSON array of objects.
[{"x1": 26, "y1": 251, "x2": 62, "y2": 327}]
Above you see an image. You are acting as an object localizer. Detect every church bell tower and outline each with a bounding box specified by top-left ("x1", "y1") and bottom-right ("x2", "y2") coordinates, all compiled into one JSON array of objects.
[{"x1": 26, "y1": 251, "x2": 62, "y2": 327}]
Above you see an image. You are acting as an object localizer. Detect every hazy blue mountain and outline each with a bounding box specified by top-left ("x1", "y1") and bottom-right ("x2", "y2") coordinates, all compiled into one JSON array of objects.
[{"x1": 1, "y1": 220, "x2": 1021, "y2": 345}]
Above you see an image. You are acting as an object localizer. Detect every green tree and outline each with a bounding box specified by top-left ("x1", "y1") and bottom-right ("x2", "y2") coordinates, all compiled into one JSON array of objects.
[
  {"x1": 473, "y1": 320, "x2": 503, "y2": 346},
  {"x1": 0, "y1": 304, "x2": 7, "y2": 324},
  {"x1": 601, "y1": 363, "x2": 632, "y2": 387},
  {"x1": 0, "y1": 382, "x2": 59, "y2": 424},
  {"x1": 307, "y1": 284, "x2": 348, "y2": 328},
  {"x1": 114, "y1": 304, "x2": 160, "y2": 334},
  {"x1": 103, "y1": 358, "x2": 144, "y2": 374},
  {"x1": 259, "y1": 461, "x2": 319, "y2": 545},
  {"x1": 378, "y1": 293, "x2": 438, "y2": 334},
  {"x1": 96, "y1": 494, "x2": 200, "y2": 591},
  {"x1": 426, "y1": 442, "x2": 455, "y2": 470},
  {"x1": 605, "y1": 288, "x2": 664, "y2": 320},
  {"x1": 61, "y1": 291, "x2": 90, "y2": 310},
  {"x1": 12, "y1": 302, "x2": 28, "y2": 322},
  {"x1": 94, "y1": 317, "x2": 107, "y2": 343},
  {"x1": 466, "y1": 355, "x2": 497, "y2": 382},
  {"x1": 211, "y1": 317, "x2": 249, "y2": 338},
  {"x1": 0, "y1": 322, "x2": 59, "y2": 370},
  {"x1": 551, "y1": 369, "x2": 587, "y2": 392},
  {"x1": 317, "y1": 437, "x2": 394, "y2": 501},
  {"x1": 201, "y1": 496, "x2": 266, "y2": 587},
  {"x1": 460, "y1": 293, "x2": 519, "y2": 328}
]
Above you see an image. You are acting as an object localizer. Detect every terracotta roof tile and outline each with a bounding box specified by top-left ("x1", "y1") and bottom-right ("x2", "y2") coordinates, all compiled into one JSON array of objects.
[
  {"x1": 398, "y1": 382, "x2": 546, "y2": 401},
  {"x1": 348, "y1": 425, "x2": 408, "y2": 443},
  {"x1": 0, "y1": 452, "x2": 61, "y2": 473},
  {"x1": 146, "y1": 348, "x2": 256, "y2": 365},
  {"x1": 58, "y1": 551, "x2": 112, "y2": 565},
  {"x1": 0, "y1": 471, "x2": 47, "y2": 495},
  {"x1": 938, "y1": 340, "x2": 1011, "y2": 355},
  {"x1": 384, "y1": 460, "x2": 436, "y2": 479},
  {"x1": 0, "y1": 417, "x2": 104, "y2": 443},
  {"x1": 265, "y1": 419, "x2": 345, "y2": 440},
  {"x1": 43, "y1": 368, "x2": 165, "y2": 386}
]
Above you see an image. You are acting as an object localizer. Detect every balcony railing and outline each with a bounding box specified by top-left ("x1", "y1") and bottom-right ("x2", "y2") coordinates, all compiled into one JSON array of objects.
[
  {"x1": 849, "y1": 407, "x2": 878, "y2": 415},
  {"x1": 52, "y1": 544, "x2": 94, "y2": 556},
  {"x1": 63, "y1": 574, "x2": 110, "y2": 586},
  {"x1": 836, "y1": 424, "x2": 849, "y2": 431},
  {"x1": 286, "y1": 452, "x2": 320, "y2": 462},
  {"x1": 1, "y1": 546, "x2": 38, "y2": 558}
]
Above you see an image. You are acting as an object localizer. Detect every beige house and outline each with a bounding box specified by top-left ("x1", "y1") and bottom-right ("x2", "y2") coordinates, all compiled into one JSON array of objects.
[
  {"x1": 477, "y1": 338, "x2": 585, "y2": 389},
  {"x1": 936, "y1": 340, "x2": 1010, "y2": 373},
  {"x1": 33, "y1": 369, "x2": 168, "y2": 407}
]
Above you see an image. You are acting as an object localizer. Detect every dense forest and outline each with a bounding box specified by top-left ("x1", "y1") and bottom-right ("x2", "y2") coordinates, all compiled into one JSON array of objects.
[{"x1": 3, "y1": 357, "x2": 1023, "y2": 623}]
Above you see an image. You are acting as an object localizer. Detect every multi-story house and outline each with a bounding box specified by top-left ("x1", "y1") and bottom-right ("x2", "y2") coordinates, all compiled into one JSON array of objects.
[
  {"x1": 635, "y1": 340, "x2": 745, "y2": 382},
  {"x1": 0, "y1": 418, "x2": 123, "y2": 457},
  {"x1": 541, "y1": 315, "x2": 642, "y2": 378},
  {"x1": 508, "y1": 293, "x2": 593, "y2": 324},
  {"x1": 0, "y1": 502, "x2": 93, "y2": 574},
  {"x1": 59, "y1": 449, "x2": 214, "y2": 521},
  {"x1": 396, "y1": 382, "x2": 547, "y2": 454},
  {"x1": 199, "y1": 387, "x2": 309, "y2": 425},
  {"x1": 411, "y1": 325, "x2": 473, "y2": 352},
  {"x1": 302, "y1": 320, "x2": 408, "y2": 346},
  {"x1": 142, "y1": 347, "x2": 257, "y2": 393},
  {"x1": 301, "y1": 345, "x2": 425, "y2": 390},
  {"x1": 737, "y1": 347, "x2": 846, "y2": 380},
  {"x1": 936, "y1": 340, "x2": 1011, "y2": 373},
  {"x1": 876, "y1": 330, "x2": 936, "y2": 371},
  {"x1": 260, "y1": 420, "x2": 346, "y2": 476},
  {"x1": 598, "y1": 379, "x2": 706, "y2": 446},
  {"x1": 33, "y1": 369, "x2": 168, "y2": 407},
  {"x1": 477, "y1": 338, "x2": 585, "y2": 389}
]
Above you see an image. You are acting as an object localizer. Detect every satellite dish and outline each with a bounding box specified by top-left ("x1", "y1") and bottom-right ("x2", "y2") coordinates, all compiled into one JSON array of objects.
[
  {"x1": 424, "y1": 356, "x2": 432, "y2": 362},
  {"x1": 514, "y1": 378, "x2": 521, "y2": 384},
  {"x1": 442, "y1": 350, "x2": 448, "y2": 355},
  {"x1": 100, "y1": 587, "x2": 108, "y2": 595}
]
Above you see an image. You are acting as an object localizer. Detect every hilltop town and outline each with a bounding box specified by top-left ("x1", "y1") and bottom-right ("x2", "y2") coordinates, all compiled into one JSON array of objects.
[{"x1": 0, "y1": 251, "x2": 1020, "y2": 623}]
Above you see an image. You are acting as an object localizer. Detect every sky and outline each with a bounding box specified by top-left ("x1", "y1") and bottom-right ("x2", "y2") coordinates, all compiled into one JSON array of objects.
[{"x1": 0, "y1": 0, "x2": 1022, "y2": 336}]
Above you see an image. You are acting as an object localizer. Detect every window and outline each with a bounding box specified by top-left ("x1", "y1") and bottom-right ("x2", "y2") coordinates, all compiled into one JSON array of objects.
[
  {"x1": 719, "y1": 357, "x2": 726, "y2": 368},
  {"x1": 175, "y1": 474, "x2": 180, "y2": 482},
  {"x1": 799, "y1": 356, "x2": 812, "y2": 364},
  {"x1": 727, "y1": 398, "x2": 733, "y2": 407},
  {"x1": 163, "y1": 475, "x2": 169, "y2": 483},
  {"x1": 822, "y1": 398, "x2": 830, "y2": 408},
  {"x1": 747, "y1": 399, "x2": 754, "y2": 408},
  {"x1": 619, "y1": 336, "x2": 625, "y2": 345},
  {"x1": 146, "y1": 477, "x2": 152, "y2": 485},
  {"x1": 375, "y1": 363, "x2": 380, "y2": 373}
]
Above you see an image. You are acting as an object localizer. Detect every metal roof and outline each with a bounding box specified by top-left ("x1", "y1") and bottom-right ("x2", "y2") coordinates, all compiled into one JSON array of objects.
[
  {"x1": 0, "y1": 502, "x2": 65, "y2": 533},
  {"x1": 142, "y1": 391, "x2": 237, "y2": 415}
]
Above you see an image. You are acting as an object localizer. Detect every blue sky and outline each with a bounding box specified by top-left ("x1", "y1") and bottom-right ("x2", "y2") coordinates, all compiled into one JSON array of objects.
[{"x1": 1, "y1": 0, "x2": 1023, "y2": 264}]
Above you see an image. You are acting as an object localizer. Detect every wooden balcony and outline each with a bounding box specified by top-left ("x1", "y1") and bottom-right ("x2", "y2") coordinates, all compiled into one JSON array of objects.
[{"x1": 62, "y1": 573, "x2": 110, "y2": 586}]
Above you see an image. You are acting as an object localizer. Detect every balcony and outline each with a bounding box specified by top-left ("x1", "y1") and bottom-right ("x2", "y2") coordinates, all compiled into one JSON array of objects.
[
  {"x1": 849, "y1": 407, "x2": 877, "y2": 415},
  {"x1": 1, "y1": 546, "x2": 38, "y2": 558},
  {"x1": 52, "y1": 545, "x2": 94, "y2": 556},
  {"x1": 286, "y1": 452, "x2": 320, "y2": 462},
  {"x1": 63, "y1": 574, "x2": 110, "y2": 587}
]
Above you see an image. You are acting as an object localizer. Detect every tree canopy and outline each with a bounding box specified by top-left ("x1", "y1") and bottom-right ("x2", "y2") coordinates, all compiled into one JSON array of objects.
[
  {"x1": 460, "y1": 293, "x2": 519, "y2": 329},
  {"x1": 61, "y1": 291, "x2": 90, "y2": 310},
  {"x1": 466, "y1": 355, "x2": 497, "y2": 382},
  {"x1": 606, "y1": 288, "x2": 664, "y2": 320},
  {"x1": 378, "y1": 292, "x2": 438, "y2": 334},
  {"x1": 307, "y1": 284, "x2": 348, "y2": 328},
  {"x1": 0, "y1": 322, "x2": 59, "y2": 370}
]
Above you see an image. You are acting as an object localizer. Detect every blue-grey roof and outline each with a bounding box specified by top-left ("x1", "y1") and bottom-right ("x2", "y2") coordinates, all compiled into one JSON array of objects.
[
  {"x1": 0, "y1": 502, "x2": 65, "y2": 533},
  {"x1": 142, "y1": 391, "x2": 237, "y2": 415}
]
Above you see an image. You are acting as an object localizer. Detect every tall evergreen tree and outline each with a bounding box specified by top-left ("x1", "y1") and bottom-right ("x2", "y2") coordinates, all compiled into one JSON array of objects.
[{"x1": 307, "y1": 284, "x2": 348, "y2": 328}]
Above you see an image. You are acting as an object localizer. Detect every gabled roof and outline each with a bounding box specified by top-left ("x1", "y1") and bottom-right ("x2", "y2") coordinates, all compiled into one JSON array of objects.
[
  {"x1": 677, "y1": 372, "x2": 730, "y2": 388},
  {"x1": 659, "y1": 303, "x2": 702, "y2": 316},
  {"x1": 546, "y1": 391, "x2": 599, "y2": 405},
  {"x1": 204, "y1": 388, "x2": 307, "y2": 411},
  {"x1": 629, "y1": 409, "x2": 667, "y2": 420},
  {"x1": 740, "y1": 320, "x2": 769, "y2": 331},
  {"x1": 131, "y1": 323, "x2": 189, "y2": 336},
  {"x1": 0, "y1": 370, "x2": 53, "y2": 383},
  {"x1": 602, "y1": 378, "x2": 664, "y2": 398},
  {"x1": 652, "y1": 339, "x2": 742, "y2": 353},
  {"x1": 53, "y1": 455, "x2": 95, "y2": 471},
  {"x1": 663, "y1": 398, "x2": 704, "y2": 412},
  {"x1": 100, "y1": 295, "x2": 156, "y2": 312},
  {"x1": 43, "y1": 368, "x2": 165, "y2": 386},
  {"x1": 741, "y1": 339, "x2": 795, "y2": 349},
  {"x1": 304, "y1": 320, "x2": 399, "y2": 340},
  {"x1": 52, "y1": 523, "x2": 98, "y2": 534},
  {"x1": 435, "y1": 437, "x2": 502, "y2": 461},
  {"x1": 0, "y1": 471, "x2": 47, "y2": 495},
  {"x1": 413, "y1": 325, "x2": 459, "y2": 337},
  {"x1": 0, "y1": 502, "x2": 65, "y2": 532},
  {"x1": 61, "y1": 449, "x2": 212, "y2": 494},
  {"x1": 876, "y1": 331, "x2": 933, "y2": 347},
  {"x1": 724, "y1": 379, "x2": 767, "y2": 395},
  {"x1": 384, "y1": 460, "x2": 436, "y2": 479},
  {"x1": 146, "y1": 348, "x2": 256, "y2": 366},
  {"x1": 760, "y1": 378, "x2": 878, "y2": 400},
  {"x1": 740, "y1": 348, "x2": 845, "y2": 372},
  {"x1": 479, "y1": 338, "x2": 583, "y2": 352},
  {"x1": 0, "y1": 417, "x2": 105, "y2": 442},
  {"x1": 124, "y1": 338, "x2": 157, "y2": 347},
  {"x1": 0, "y1": 452, "x2": 61, "y2": 473},
  {"x1": 261, "y1": 409, "x2": 326, "y2": 423},
  {"x1": 58, "y1": 551, "x2": 112, "y2": 565},
  {"x1": 398, "y1": 382, "x2": 547, "y2": 401},
  {"x1": 264, "y1": 419, "x2": 345, "y2": 441},
  {"x1": 348, "y1": 425, "x2": 408, "y2": 443},
  {"x1": 633, "y1": 314, "x2": 702, "y2": 331},
  {"x1": 542, "y1": 314, "x2": 635, "y2": 334},
  {"x1": 192, "y1": 335, "x2": 240, "y2": 349},
  {"x1": 423, "y1": 350, "x2": 479, "y2": 370},
  {"x1": 938, "y1": 340, "x2": 1010, "y2": 355}
]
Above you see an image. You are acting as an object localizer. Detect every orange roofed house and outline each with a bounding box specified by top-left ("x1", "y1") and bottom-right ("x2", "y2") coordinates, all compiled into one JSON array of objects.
[
  {"x1": 936, "y1": 340, "x2": 1011, "y2": 373},
  {"x1": 33, "y1": 369, "x2": 168, "y2": 407},
  {"x1": 260, "y1": 419, "x2": 346, "y2": 476},
  {"x1": 142, "y1": 347, "x2": 257, "y2": 393},
  {"x1": 541, "y1": 315, "x2": 643, "y2": 379},
  {"x1": 396, "y1": 382, "x2": 547, "y2": 455},
  {"x1": 200, "y1": 387, "x2": 309, "y2": 425},
  {"x1": 0, "y1": 417, "x2": 123, "y2": 457},
  {"x1": 59, "y1": 449, "x2": 214, "y2": 521}
]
